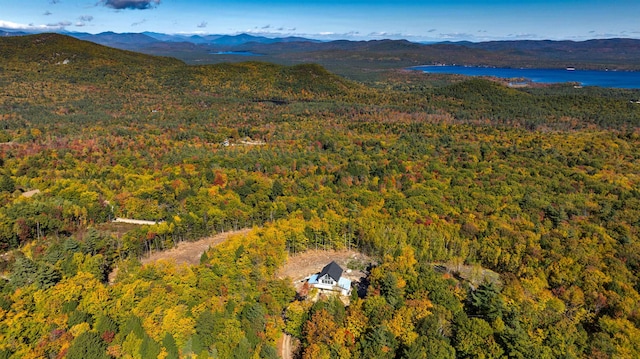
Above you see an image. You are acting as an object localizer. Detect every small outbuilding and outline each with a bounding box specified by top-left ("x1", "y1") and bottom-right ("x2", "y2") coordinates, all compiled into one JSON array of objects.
[{"x1": 307, "y1": 261, "x2": 352, "y2": 296}]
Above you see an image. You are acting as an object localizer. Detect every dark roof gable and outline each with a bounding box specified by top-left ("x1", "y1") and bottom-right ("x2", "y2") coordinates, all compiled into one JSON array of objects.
[{"x1": 319, "y1": 261, "x2": 343, "y2": 282}]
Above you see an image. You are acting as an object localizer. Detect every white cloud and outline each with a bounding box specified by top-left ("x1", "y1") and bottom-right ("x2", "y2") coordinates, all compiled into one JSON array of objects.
[
  {"x1": 439, "y1": 32, "x2": 474, "y2": 39},
  {"x1": 240, "y1": 26, "x2": 304, "y2": 38},
  {"x1": 47, "y1": 21, "x2": 72, "y2": 27},
  {"x1": 506, "y1": 33, "x2": 539, "y2": 39},
  {"x1": 0, "y1": 19, "x2": 66, "y2": 31},
  {"x1": 367, "y1": 31, "x2": 404, "y2": 38}
]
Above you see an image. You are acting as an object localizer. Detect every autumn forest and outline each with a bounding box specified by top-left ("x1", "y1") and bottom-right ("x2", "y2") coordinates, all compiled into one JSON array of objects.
[{"x1": 0, "y1": 33, "x2": 639, "y2": 358}]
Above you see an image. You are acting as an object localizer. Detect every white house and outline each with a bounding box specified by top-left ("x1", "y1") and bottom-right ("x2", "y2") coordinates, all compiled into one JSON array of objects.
[{"x1": 307, "y1": 261, "x2": 352, "y2": 296}]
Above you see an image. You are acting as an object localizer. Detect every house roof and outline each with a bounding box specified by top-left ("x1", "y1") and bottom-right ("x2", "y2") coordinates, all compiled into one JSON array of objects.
[
  {"x1": 337, "y1": 277, "x2": 351, "y2": 292},
  {"x1": 319, "y1": 261, "x2": 343, "y2": 282}
]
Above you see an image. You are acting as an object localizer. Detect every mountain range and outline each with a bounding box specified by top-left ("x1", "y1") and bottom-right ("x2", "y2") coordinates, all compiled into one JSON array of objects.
[
  {"x1": 2, "y1": 29, "x2": 317, "y2": 47},
  {"x1": 3, "y1": 29, "x2": 640, "y2": 79}
]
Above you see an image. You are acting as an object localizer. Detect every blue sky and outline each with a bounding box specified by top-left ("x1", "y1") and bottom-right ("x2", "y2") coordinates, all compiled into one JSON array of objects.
[{"x1": 1, "y1": 0, "x2": 639, "y2": 41}]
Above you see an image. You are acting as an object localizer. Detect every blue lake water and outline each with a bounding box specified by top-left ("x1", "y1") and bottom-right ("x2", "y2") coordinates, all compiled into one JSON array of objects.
[
  {"x1": 211, "y1": 51, "x2": 263, "y2": 56},
  {"x1": 412, "y1": 65, "x2": 640, "y2": 89}
]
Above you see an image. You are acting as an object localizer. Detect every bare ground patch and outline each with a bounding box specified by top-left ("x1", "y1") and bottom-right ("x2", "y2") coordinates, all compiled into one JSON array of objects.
[
  {"x1": 140, "y1": 228, "x2": 252, "y2": 266},
  {"x1": 434, "y1": 262, "x2": 502, "y2": 289},
  {"x1": 108, "y1": 228, "x2": 251, "y2": 283}
]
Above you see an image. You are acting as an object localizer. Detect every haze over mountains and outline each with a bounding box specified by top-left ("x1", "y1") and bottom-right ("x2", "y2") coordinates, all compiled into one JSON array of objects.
[
  {"x1": 1, "y1": 29, "x2": 318, "y2": 47},
  {"x1": 3, "y1": 29, "x2": 640, "y2": 78}
]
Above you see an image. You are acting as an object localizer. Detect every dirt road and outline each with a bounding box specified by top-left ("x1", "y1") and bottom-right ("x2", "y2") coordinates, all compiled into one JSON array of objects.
[{"x1": 279, "y1": 334, "x2": 293, "y2": 359}]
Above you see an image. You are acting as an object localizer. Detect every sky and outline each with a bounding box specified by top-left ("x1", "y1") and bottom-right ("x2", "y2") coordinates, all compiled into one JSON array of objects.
[{"x1": 1, "y1": 0, "x2": 639, "y2": 42}]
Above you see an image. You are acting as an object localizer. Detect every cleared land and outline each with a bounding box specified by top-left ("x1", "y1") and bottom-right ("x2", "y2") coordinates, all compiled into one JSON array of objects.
[
  {"x1": 276, "y1": 249, "x2": 374, "y2": 291},
  {"x1": 275, "y1": 249, "x2": 374, "y2": 359},
  {"x1": 108, "y1": 228, "x2": 251, "y2": 283},
  {"x1": 140, "y1": 228, "x2": 252, "y2": 266}
]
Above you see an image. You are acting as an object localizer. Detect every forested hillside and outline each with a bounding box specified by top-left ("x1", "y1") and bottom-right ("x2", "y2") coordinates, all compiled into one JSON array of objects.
[
  {"x1": 60, "y1": 32, "x2": 640, "y2": 79},
  {"x1": 1, "y1": 34, "x2": 639, "y2": 358}
]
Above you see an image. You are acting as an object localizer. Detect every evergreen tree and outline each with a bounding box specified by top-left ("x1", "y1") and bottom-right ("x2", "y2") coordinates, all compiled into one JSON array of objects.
[
  {"x1": 67, "y1": 310, "x2": 94, "y2": 328},
  {"x1": 162, "y1": 333, "x2": 180, "y2": 359},
  {"x1": 467, "y1": 281, "x2": 504, "y2": 321},
  {"x1": 195, "y1": 310, "x2": 217, "y2": 348},
  {"x1": 9, "y1": 255, "x2": 37, "y2": 288},
  {"x1": 66, "y1": 331, "x2": 108, "y2": 359},
  {"x1": 36, "y1": 264, "x2": 61, "y2": 290},
  {"x1": 0, "y1": 175, "x2": 14, "y2": 193},
  {"x1": 95, "y1": 315, "x2": 118, "y2": 334},
  {"x1": 402, "y1": 336, "x2": 455, "y2": 359}
]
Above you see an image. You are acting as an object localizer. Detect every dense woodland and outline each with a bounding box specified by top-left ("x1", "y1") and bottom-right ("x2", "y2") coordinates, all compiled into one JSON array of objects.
[{"x1": 0, "y1": 34, "x2": 640, "y2": 358}]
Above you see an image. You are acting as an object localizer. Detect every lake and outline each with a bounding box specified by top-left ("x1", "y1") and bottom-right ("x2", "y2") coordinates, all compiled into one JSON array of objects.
[{"x1": 412, "y1": 65, "x2": 640, "y2": 89}]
